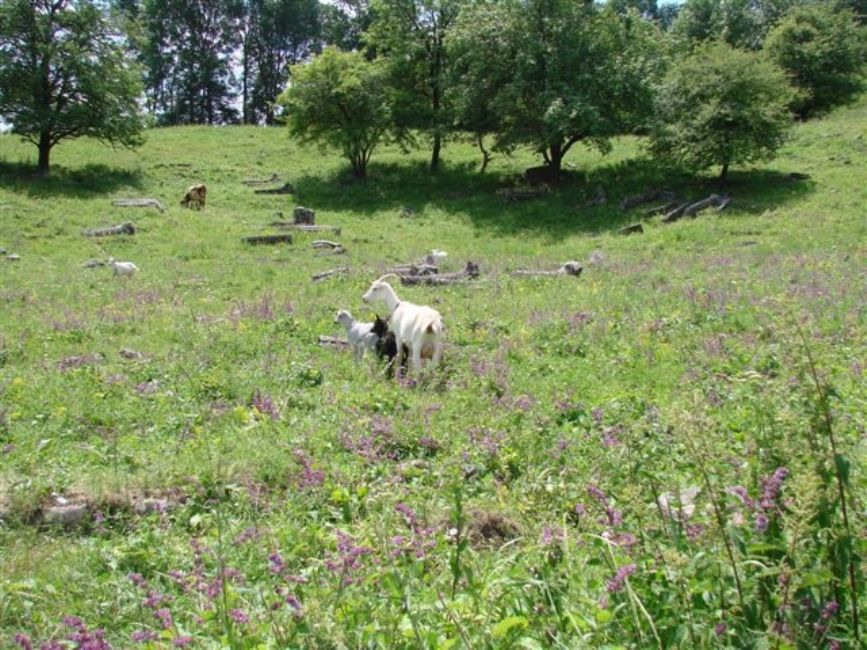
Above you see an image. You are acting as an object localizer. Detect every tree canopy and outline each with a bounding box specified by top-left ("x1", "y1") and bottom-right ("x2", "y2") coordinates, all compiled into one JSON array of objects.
[
  {"x1": 0, "y1": 0, "x2": 145, "y2": 174},
  {"x1": 650, "y1": 41, "x2": 795, "y2": 180},
  {"x1": 279, "y1": 47, "x2": 391, "y2": 178}
]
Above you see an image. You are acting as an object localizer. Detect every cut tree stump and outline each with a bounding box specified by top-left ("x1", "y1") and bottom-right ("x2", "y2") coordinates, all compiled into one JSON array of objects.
[
  {"x1": 242, "y1": 234, "x2": 294, "y2": 245},
  {"x1": 510, "y1": 261, "x2": 583, "y2": 278},
  {"x1": 318, "y1": 335, "x2": 351, "y2": 349},
  {"x1": 620, "y1": 190, "x2": 674, "y2": 211},
  {"x1": 272, "y1": 222, "x2": 342, "y2": 236},
  {"x1": 293, "y1": 206, "x2": 315, "y2": 224},
  {"x1": 619, "y1": 223, "x2": 644, "y2": 235},
  {"x1": 112, "y1": 198, "x2": 166, "y2": 213},
  {"x1": 253, "y1": 182, "x2": 295, "y2": 195},
  {"x1": 242, "y1": 172, "x2": 280, "y2": 186},
  {"x1": 312, "y1": 266, "x2": 348, "y2": 282},
  {"x1": 82, "y1": 222, "x2": 136, "y2": 237}
]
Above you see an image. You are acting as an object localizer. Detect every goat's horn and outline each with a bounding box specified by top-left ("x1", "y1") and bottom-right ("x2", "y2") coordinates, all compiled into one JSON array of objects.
[{"x1": 374, "y1": 273, "x2": 399, "y2": 284}]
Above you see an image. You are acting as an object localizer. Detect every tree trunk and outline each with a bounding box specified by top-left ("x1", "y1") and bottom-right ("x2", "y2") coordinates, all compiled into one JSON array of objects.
[
  {"x1": 720, "y1": 162, "x2": 729, "y2": 181},
  {"x1": 477, "y1": 133, "x2": 491, "y2": 173},
  {"x1": 546, "y1": 142, "x2": 564, "y2": 182},
  {"x1": 37, "y1": 130, "x2": 52, "y2": 175},
  {"x1": 430, "y1": 132, "x2": 442, "y2": 173}
]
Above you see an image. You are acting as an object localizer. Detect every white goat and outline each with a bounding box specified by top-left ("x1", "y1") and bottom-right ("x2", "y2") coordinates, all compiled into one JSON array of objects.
[
  {"x1": 107, "y1": 257, "x2": 139, "y2": 277},
  {"x1": 335, "y1": 309, "x2": 380, "y2": 361},
  {"x1": 362, "y1": 274, "x2": 444, "y2": 374}
]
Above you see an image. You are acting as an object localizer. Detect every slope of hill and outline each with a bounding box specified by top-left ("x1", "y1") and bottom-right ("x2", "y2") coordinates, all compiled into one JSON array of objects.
[{"x1": 0, "y1": 98, "x2": 864, "y2": 648}]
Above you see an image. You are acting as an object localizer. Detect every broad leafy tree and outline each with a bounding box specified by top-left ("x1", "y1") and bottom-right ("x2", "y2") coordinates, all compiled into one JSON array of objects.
[
  {"x1": 766, "y1": 4, "x2": 866, "y2": 118},
  {"x1": 0, "y1": 0, "x2": 145, "y2": 174},
  {"x1": 279, "y1": 47, "x2": 390, "y2": 178},
  {"x1": 650, "y1": 41, "x2": 795, "y2": 180},
  {"x1": 450, "y1": 0, "x2": 664, "y2": 178},
  {"x1": 366, "y1": 0, "x2": 462, "y2": 172},
  {"x1": 672, "y1": 0, "x2": 803, "y2": 49}
]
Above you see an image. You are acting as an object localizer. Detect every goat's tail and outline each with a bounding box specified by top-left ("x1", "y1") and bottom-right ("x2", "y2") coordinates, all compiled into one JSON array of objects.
[{"x1": 425, "y1": 317, "x2": 444, "y2": 336}]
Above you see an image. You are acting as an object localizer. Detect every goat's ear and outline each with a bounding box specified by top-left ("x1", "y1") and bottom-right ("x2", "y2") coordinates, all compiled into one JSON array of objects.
[{"x1": 374, "y1": 273, "x2": 399, "y2": 284}]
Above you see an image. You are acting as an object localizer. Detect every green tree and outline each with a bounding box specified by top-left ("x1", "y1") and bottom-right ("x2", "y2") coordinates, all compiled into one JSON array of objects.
[
  {"x1": 0, "y1": 0, "x2": 144, "y2": 174},
  {"x1": 766, "y1": 4, "x2": 866, "y2": 118},
  {"x1": 672, "y1": 0, "x2": 801, "y2": 49},
  {"x1": 366, "y1": 0, "x2": 462, "y2": 172},
  {"x1": 650, "y1": 41, "x2": 795, "y2": 180},
  {"x1": 279, "y1": 47, "x2": 390, "y2": 178},
  {"x1": 449, "y1": 0, "x2": 663, "y2": 179}
]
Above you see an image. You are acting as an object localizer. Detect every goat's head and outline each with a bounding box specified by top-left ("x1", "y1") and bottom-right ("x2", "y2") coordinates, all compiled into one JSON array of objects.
[
  {"x1": 371, "y1": 314, "x2": 389, "y2": 337},
  {"x1": 362, "y1": 274, "x2": 399, "y2": 305},
  {"x1": 465, "y1": 261, "x2": 480, "y2": 278},
  {"x1": 429, "y1": 249, "x2": 448, "y2": 264},
  {"x1": 107, "y1": 257, "x2": 116, "y2": 265},
  {"x1": 335, "y1": 309, "x2": 353, "y2": 326}
]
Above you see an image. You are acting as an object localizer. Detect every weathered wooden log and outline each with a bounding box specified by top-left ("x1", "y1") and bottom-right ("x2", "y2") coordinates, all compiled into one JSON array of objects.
[
  {"x1": 661, "y1": 203, "x2": 689, "y2": 223},
  {"x1": 619, "y1": 223, "x2": 644, "y2": 235},
  {"x1": 785, "y1": 172, "x2": 810, "y2": 182},
  {"x1": 715, "y1": 196, "x2": 732, "y2": 212},
  {"x1": 312, "y1": 266, "x2": 348, "y2": 282},
  {"x1": 385, "y1": 263, "x2": 438, "y2": 276},
  {"x1": 241, "y1": 172, "x2": 280, "y2": 186},
  {"x1": 82, "y1": 222, "x2": 136, "y2": 237},
  {"x1": 644, "y1": 200, "x2": 681, "y2": 217},
  {"x1": 82, "y1": 258, "x2": 106, "y2": 268},
  {"x1": 242, "y1": 233, "x2": 294, "y2": 245},
  {"x1": 509, "y1": 261, "x2": 583, "y2": 278},
  {"x1": 112, "y1": 198, "x2": 166, "y2": 213},
  {"x1": 318, "y1": 335, "x2": 351, "y2": 348},
  {"x1": 312, "y1": 240, "x2": 342, "y2": 249},
  {"x1": 497, "y1": 185, "x2": 550, "y2": 203},
  {"x1": 293, "y1": 206, "x2": 315, "y2": 224},
  {"x1": 271, "y1": 222, "x2": 342, "y2": 236},
  {"x1": 253, "y1": 182, "x2": 295, "y2": 195},
  {"x1": 620, "y1": 189, "x2": 674, "y2": 211},
  {"x1": 399, "y1": 261, "x2": 480, "y2": 285},
  {"x1": 683, "y1": 194, "x2": 726, "y2": 217}
]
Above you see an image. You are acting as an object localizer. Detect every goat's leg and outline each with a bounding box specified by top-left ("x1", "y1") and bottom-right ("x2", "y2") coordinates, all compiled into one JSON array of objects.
[
  {"x1": 394, "y1": 336, "x2": 406, "y2": 377},
  {"x1": 432, "y1": 342, "x2": 443, "y2": 368},
  {"x1": 411, "y1": 345, "x2": 422, "y2": 374}
]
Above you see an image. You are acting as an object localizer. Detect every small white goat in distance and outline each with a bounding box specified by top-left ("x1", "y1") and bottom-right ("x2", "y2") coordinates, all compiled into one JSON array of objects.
[
  {"x1": 362, "y1": 274, "x2": 444, "y2": 374},
  {"x1": 335, "y1": 309, "x2": 381, "y2": 361},
  {"x1": 422, "y1": 249, "x2": 448, "y2": 266},
  {"x1": 107, "y1": 257, "x2": 139, "y2": 277}
]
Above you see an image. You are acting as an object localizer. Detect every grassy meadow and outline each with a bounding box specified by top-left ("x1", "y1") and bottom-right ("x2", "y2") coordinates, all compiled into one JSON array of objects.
[{"x1": 0, "y1": 98, "x2": 865, "y2": 648}]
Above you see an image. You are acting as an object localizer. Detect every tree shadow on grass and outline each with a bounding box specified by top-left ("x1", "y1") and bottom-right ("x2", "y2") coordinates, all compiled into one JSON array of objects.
[
  {"x1": 0, "y1": 161, "x2": 143, "y2": 198},
  {"x1": 293, "y1": 157, "x2": 816, "y2": 239}
]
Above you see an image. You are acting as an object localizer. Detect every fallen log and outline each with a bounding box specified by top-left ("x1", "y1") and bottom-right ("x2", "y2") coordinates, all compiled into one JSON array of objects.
[
  {"x1": 619, "y1": 223, "x2": 644, "y2": 236},
  {"x1": 312, "y1": 266, "x2": 348, "y2": 282},
  {"x1": 509, "y1": 261, "x2": 583, "y2": 278},
  {"x1": 253, "y1": 182, "x2": 294, "y2": 195},
  {"x1": 318, "y1": 335, "x2": 350, "y2": 349},
  {"x1": 661, "y1": 203, "x2": 689, "y2": 223},
  {"x1": 644, "y1": 200, "x2": 681, "y2": 217},
  {"x1": 385, "y1": 263, "x2": 438, "y2": 276},
  {"x1": 399, "y1": 261, "x2": 480, "y2": 286},
  {"x1": 620, "y1": 190, "x2": 674, "y2": 211},
  {"x1": 82, "y1": 222, "x2": 136, "y2": 237},
  {"x1": 271, "y1": 222, "x2": 342, "y2": 236},
  {"x1": 241, "y1": 172, "x2": 280, "y2": 186},
  {"x1": 112, "y1": 198, "x2": 166, "y2": 213},
  {"x1": 497, "y1": 185, "x2": 550, "y2": 203},
  {"x1": 82, "y1": 258, "x2": 106, "y2": 268},
  {"x1": 242, "y1": 234, "x2": 294, "y2": 245},
  {"x1": 312, "y1": 240, "x2": 343, "y2": 249},
  {"x1": 683, "y1": 194, "x2": 728, "y2": 217}
]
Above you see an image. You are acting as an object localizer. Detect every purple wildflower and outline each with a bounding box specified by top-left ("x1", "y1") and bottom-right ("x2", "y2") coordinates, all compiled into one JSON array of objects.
[
  {"x1": 230, "y1": 609, "x2": 249, "y2": 624},
  {"x1": 251, "y1": 391, "x2": 279, "y2": 420},
  {"x1": 173, "y1": 636, "x2": 193, "y2": 647},
  {"x1": 574, "y1": 503, "x2": 587, "y2": 517},
  {"x1": 587, "y1": 485, "x2": 608, "y2": 504},
  {"x1": 685, "y1": 524, "x2": 705, "y2": 541},
  {"x1": 325, "y1": 530, "x2": 373, "y2": 585},
  {"x1": 154, "y1": 608, "x2": 173, "y2": 629},
  {"x1": 606, "y1": 563, "x2": 637, "y2": 593},
  {"x1": 714, "y1": 623, "x2": 727, "y2": 637},
  {"x1": 142, "y1": 591, "x2": 167, "y2": 609},
  {"x1": 821, "y1": 600, "x2": 839, "y2": 620},
  {"x1": 63, "y1": 616, "x2": 85, "y2": 630},
  {"x1": 268, "y1": 552, "x2": 286, "y2": 575},
  {"x1": 540, "y1": 526, "x2": 565, "y2": 546},
  {"x1": 727, "y1": 486, "x2": 754, "y2": 508},
  {"x1": 13, "y1": 634, "x2": 32, "y2": 650},
  {"x1": 131, "y1": 630, "x2": 159, "y2": 643},
  {"x1": 286, "y1": 594, "x2": 302, "y2": 611},
  {"x1": 234, "y1": 526, "x2": 259, "y2": 545},
  {"x1": 754, "y1": 513, "x2": 770, "y2": 533}
]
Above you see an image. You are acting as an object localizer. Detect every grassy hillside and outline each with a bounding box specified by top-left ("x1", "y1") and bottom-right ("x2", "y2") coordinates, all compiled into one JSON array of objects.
[{"x1": 0, "y1": 98, "x2": 865, "y2": 648}]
